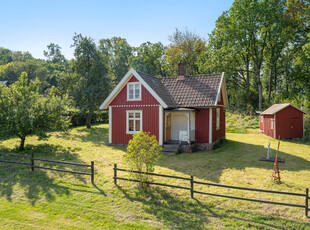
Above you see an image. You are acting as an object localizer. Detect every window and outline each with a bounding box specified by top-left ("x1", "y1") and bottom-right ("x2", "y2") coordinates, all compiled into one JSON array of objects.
[
  {"x1": 271, "y1": 119, "x2": 274, "y2": 129},
  {"x1": 127, "y1": 83, "x2": 141, "y2": 101},
  {"x1": 261, "y1": 116, "x2": 263, "y2": 123},
  {"x1": 216, "y1": 108, "x2": 220, "y2": 130},
  {"x1": 126, "y1": 111, "x2": 142, "y2": 133}
]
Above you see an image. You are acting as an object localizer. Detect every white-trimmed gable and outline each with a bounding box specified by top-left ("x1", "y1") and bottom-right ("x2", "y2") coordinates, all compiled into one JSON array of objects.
[
  {"x1": 99, "y1": 68, "x2": 168, "y2": 110},
  {"x1": 215, "y1": 72, "x2": 229, "y2": 108}
]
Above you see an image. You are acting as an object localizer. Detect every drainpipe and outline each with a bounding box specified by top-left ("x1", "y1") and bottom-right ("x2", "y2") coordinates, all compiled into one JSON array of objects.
[
  {"x1": 187, "y1": 111, "x2": 192, "y2": 153},
  {"x1": 187, "y1": 112, "x2": 191, "y2": 144}
]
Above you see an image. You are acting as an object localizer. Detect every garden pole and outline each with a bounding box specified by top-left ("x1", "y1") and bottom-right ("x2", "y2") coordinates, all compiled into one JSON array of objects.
[
  {"x1": 91, "y1": 161, "x2": 94, "y2": 184},
  {"x1": 114, "y1": 164, "x2": 117, "y2": 185},
  {"x1": 190, "y1": 175, "x2": 194, "y2": 199},
  {"x1": 306, "y1": 188, "x2": 309, "y2": 217}
]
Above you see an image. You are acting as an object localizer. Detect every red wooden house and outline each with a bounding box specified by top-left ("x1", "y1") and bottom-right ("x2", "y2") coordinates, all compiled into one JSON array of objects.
[
  {"x1": 260, "y1": 104, "x2": 305, "y2": 139},
  {"x1": 100, "y1": 63, "x2": 229, "y2": 153}
]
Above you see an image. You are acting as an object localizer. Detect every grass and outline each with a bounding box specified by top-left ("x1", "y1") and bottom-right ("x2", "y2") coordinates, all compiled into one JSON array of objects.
[
  {"x1": 0, "y1": 124, "x2": 309, "y2": 229},
  {"x1": 226, "y1": 112, "x2": 259, "y2": 134}
]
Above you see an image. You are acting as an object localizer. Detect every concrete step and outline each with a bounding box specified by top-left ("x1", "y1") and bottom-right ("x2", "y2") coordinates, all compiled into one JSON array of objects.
[
  {"x1": 162, "y1": 144, "x2": 180, "y2": 155},
  {"x1": 162, "y1": 144, "x2": 180, "y2": 151}
]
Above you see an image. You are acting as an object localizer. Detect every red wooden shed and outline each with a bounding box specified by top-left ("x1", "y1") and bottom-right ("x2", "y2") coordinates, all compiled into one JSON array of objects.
[
  {"x1": 260, "y1": 104, "x2": 305, "y2": 139},
  {"x1": 100, "y1": 63, "x2": 229, "y2": 153}
]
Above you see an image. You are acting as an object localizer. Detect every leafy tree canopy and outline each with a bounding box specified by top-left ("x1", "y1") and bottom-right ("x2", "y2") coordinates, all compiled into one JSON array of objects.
[{"x1": 0, "y1": 72, "x2": 69, "y2": 151}]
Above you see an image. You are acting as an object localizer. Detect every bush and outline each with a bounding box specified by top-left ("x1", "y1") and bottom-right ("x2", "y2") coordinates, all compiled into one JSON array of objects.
[
  {"x1": 124, "y1": 131, "x2": 162, "y2": 189},
  {"x1": 66, "y1": 109, "x2": 108, "y2": 126}
]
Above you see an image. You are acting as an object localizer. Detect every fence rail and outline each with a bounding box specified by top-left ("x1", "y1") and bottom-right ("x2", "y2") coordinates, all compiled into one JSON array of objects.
[
  {"x1": 0, "y1": 152, "x2": 94, "y2": 183},
  {"x1": 113, "y1": 164, "x2": 309, "y2": 217}
]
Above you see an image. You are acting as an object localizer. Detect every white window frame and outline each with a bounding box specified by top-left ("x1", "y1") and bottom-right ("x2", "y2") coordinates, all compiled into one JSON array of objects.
[
  {"x1": 126, "y1": 110, "x2": 142, "y2": 134},
  {"x1": 127, "y1": 82, "x2": 141, "y2": 101},
  {"x1": 216, "y1": 108, "x2": 220, "y2": 130},
  {"x1": 271, "y1": 119, "x2": 274, "y2": 129}
]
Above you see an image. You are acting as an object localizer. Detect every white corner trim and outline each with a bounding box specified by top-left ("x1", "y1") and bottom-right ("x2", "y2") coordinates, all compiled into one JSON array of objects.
[
  {"x1": 209, "y1": 108, "x2": 213, "y2": 144},
  {"x1": 99, "y1": 68, "x2": 168, "y2": 110},
  {"x1": 109, "y1": 106, "x2": 112, "y2": 144},
  {"x1": 159, "y1": 106, "x2": 163, "y2": 145},
  {"x1": 215, "y1": 72, "x2": 224, "y2": 106}
]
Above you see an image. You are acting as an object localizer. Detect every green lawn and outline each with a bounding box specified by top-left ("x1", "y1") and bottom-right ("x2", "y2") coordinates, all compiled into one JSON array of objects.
[{"x1": 0, "y1": 124, "x2": 309, "y2": 229}]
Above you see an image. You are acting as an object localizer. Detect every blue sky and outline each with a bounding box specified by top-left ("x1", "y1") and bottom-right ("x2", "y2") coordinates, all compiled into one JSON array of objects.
[{"x1": 0, "y1": 0, "x2": 234, "y2": 60}]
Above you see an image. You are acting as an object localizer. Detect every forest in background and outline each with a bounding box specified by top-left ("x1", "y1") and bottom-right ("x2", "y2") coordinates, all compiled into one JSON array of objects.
[{"x1": 0, "y1": 0, "x2": 309, "y2": 128}]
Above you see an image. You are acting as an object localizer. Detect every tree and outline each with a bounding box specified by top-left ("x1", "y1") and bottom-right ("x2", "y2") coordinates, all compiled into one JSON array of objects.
[
  {"x1": 0, "y1": 47, "x2": 13, "y2": 65},
  {"x1": 0, "y1": 72, "x2": 69, "y2": 151},
  {"x1": 43, "y1": 43, "x2": 69, "y2": 88},
  {"x1": 166, "y1": 28, "x2": 206, "y2": 75},
  {"x1": 203, "y1": 0, "x2": 301, "y2": 111},
  {"x1": 129, "y1": 42, "x2": 168, "y2": 77},
  {"x1": 124, "y1": 131, "x2": 162, "y2": 189},
  {"x1": 44, "y1": 43, "x2": 66, "y2": 63},
  {"x1": 98, "y1": 37, "x2": 132, "y2": 83},
  {"x1": 71, "y1": 33, "x2": 111, "y2": 128}
]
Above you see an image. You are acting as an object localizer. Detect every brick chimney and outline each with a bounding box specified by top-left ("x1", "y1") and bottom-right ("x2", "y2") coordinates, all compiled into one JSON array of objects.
[{"x1": 177, "y1": 62, "x2": 186, "y2": 81}]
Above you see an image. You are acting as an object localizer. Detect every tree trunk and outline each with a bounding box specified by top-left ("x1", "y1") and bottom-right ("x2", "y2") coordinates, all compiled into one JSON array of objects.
[
  {"x1": 86, "y1": 114, "x2": 92, "y2": 129},
  {"x1": 246, "y1": 59, "x2": 250, "y2": 93},
  {"x1": 19, "y1": 136, "x2": 26, "y2": 151},
  {"x1": 268, "y1": 65, "x2": 273, "y2": 102},
  {"x1": 274, "y1": 62, "x2": 278, "y2": 93},
  {"x1": 258, "y1": 81, "x2": 263, "y2": 111}
]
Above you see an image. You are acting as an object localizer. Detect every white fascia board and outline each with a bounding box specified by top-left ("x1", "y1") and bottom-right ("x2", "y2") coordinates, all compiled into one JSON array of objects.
[
  {"x1": 99, "y1": 68, "x2": 168, "y2": 110},
  {"x1": 130, "y1": 69, "x2": 168, "y2": 108},
  {"x1": 99, "y1": 69, "x2": 134, "y2": 110},
  {"x1": 215, "y1": 72, "x2": 224, "y2": 106},
  {"x1": 215, "y1": 72, "x2": 229, "y2": 108},
  {"x1": 222, "y1": 76, "x2": 229, "y2": 108}
]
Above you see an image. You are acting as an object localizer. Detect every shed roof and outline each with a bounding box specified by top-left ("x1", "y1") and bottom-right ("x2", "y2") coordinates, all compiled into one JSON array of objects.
[
  {"x1": 0, "y1": 81, "x2": 8, "y2": 85},
  {"x1": 261, "y1": 103, "x2": 305, "y2": 115}
]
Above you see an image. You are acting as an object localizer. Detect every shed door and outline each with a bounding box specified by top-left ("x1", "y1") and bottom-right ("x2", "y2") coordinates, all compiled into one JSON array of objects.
[{"x1": 291, "y1": 118, "x2": 302, "y2": 138}]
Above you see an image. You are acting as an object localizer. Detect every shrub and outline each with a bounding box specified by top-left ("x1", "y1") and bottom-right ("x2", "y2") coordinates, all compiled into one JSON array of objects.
[{"x1": 124, "y1": 131, "x2": 162, "y2": 189}]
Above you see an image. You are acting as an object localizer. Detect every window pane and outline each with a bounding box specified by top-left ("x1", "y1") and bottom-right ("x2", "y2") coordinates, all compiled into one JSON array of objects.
[
  {"x1": 135, "y1": 90, "x2": 139, "y2": 98},
  {"x1": 135, "y1": 120, "x2": 141, "y2": 131},
  {"x1": 135, "y1": 112, "x2": 140, "y2": 118},
  {"x1": 135, "y1": 84, "x2": 140, "y2": 98},
  {"x1": 128, "y1": 84, "x2": 134, "y2": 99},
  {"x1": 129, "y1": 112, "x2": 134, "y2": 118},
  {"x1": 129, "y1": 120, "x2": 134, "y2": 131}
]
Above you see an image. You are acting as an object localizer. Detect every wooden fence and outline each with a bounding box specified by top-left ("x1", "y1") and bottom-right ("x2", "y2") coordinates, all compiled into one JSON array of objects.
[
  {"x1": 113, "y1": 164, "x2": 309, "y2": 217},
  {"x1": 0, "y1": 152, "x2": 94, "y2": 183}
]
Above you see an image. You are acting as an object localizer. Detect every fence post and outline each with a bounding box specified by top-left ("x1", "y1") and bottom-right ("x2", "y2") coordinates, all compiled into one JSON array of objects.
[
  {"x1": 30, "y1": 152, "x2": 34, "y2": 173},
  {"x1": 114, "y1": 163, "x2": 117, "y2": 185},
  {"x1": 306, "y1": 188, "x2": 309, "y2": 217},
  {"x1": 91, "y1": 161, "x2": 94, "y2": 184},
  {"x1": 190, "y1": 175, "x2": 194, "y2": 199}
]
